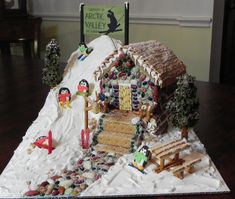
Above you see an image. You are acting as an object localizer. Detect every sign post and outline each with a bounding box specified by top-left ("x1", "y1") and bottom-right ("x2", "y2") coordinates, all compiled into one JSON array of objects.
[
  {"x1": 80, "y1": 3, "x2": 85, "y2": 43},
  {"x1": 124, "y1": 2, "x2": 129, "y2": 45},
  {"x1": 80, "y1": 3, "x2": 129, "y2": 44}
]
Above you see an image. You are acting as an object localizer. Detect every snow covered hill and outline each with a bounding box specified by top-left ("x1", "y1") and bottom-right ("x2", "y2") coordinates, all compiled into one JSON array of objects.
[
  {"x1": 0, "y1": 36, "x2": 121, "y2": 197},
  {"x1": 0, "y1": 35, "x2": 229, "y2": 197}
]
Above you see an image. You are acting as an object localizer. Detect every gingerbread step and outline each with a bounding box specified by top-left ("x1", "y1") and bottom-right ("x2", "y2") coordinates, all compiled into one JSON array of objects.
[
  {"x1": 95, "y1": 144, "x2": 130, "y2": 155},
  {"x1": 98, "y1": 131, "x2": 134, "y2": 149},
  {"x1": 103, "y1": 121, "x2": 135, "y2": 135}
]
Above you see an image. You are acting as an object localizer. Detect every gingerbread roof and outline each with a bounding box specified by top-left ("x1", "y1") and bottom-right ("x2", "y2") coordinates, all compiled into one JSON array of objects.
[{"x1": 94, "y1": 40, "x2": 186, "y2": 88}]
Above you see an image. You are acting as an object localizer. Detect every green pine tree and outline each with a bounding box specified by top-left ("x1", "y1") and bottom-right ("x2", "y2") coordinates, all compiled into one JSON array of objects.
[
  {"x1": 42, "y1": 39, "x2": 62, "y2": 88},
  {"x1": 166, "y1": 73, "x2": 199, "y2": 139}
]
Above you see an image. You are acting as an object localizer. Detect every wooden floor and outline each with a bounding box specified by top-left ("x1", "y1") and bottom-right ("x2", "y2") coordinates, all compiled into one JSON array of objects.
[
  {"x1": 0, "y1": 56, "x2": 50, "y2": 172},
  {"x1": 0, "y1": 55, "x2": 235, "y2": 199}
]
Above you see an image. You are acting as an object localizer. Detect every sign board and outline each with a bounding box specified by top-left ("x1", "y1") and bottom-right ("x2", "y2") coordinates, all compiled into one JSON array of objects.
[{"x1": 83, "y1": 5, "x2": 125, "y2": 35}]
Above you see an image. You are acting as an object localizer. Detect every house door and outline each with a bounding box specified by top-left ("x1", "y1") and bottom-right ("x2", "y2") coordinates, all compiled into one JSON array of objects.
[{"x1": 119, "y1": 84, "x2": 132, "y2": 111}]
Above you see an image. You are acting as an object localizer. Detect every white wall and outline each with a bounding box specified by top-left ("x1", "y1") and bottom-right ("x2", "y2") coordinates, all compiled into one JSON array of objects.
[
  {"x1": 29, "y1": 0, "x2": 214, "y2": 81},
  {"x1": 30, "y1": 0, "x2": 213, "y2": 27}
]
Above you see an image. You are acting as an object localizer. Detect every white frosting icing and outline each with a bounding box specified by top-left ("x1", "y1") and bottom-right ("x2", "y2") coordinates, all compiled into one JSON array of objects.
[
  {"x1": 123, "y1": 48, "x2": 128, "y2": 54},
  {"x1": 131, "y1": 117, "x2": 140, "y2": 125},
  {"x1": 0, "y1": 36, "x2": 230, "y2": 197},
  {"x1": 146, "y1": 66, "x2": 151, "y2": 75},
  {"x1": 82, "y1": 129, "x2": 229, "y2": 196},
  {"x1": 0, "y1": 35, "x2": 121, "y2": 197},
  {"x1": 133, "y1": 55, "x2": 139, "y2": 64},
  {"x1": 138, "y1": 58, "x2": 144, "y2": 66}
]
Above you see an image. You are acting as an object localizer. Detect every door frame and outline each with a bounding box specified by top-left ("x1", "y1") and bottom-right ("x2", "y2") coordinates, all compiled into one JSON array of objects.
[{"x1": 209, "y1": 0, "x2": 226, "y2": 83}]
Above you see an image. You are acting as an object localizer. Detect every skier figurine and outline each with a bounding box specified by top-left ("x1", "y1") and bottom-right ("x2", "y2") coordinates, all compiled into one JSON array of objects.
[
  {"x1": 78, "y1": 42, "x2": 93, "y2": 61},
  {"x1": 58, "y1": 87, "x2": 71, "y2": 108},
  {"x1": 131, "y1": 145, "x2": 151, "y2": 173}
]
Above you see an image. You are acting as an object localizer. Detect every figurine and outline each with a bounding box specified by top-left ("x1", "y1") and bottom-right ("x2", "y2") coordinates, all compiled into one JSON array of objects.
[
  {"x1": 130, "y1": 145, "x2": 151, "y2": 173},
  {"x1": 78, "y1": 42, "x2": 93, "y2": 61},
  {"x1": 58, "y1": 87, "x2": 71, "y2": 108},
  {"x1": 77, "y1": 79, "x2": 89, "y2": 96}
]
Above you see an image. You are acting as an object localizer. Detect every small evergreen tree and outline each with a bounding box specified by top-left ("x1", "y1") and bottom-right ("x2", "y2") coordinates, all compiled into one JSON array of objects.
[
  {"x1": 166, "y1": 73, "x2": 199, "y2": 139},
  {"x1": 42, "y1": 39, "x2": 62, "y2": 88}
]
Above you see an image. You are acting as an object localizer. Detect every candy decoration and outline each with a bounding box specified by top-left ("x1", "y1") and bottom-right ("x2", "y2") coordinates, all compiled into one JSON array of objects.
[
  {"x1": 99, "y1": 80, "x2": 103, "y2": 93},
  {"x1": 119, "y1": 52, "x2": 125, "y2": 59},
  {"x1": 58, "y1": 186, "x2": 65, "y2": 195},
  {"x1": 24, "y1": 190, "x2": 40, "y2": 196},
  {"x1": 81, "y1": 129, "x2": 85, "y2": 148},
  {"x1": 153, "y1": 86, "x2": 158, "y2": 102},
  {"x1": 33, "y1": 130, "x2": 54, "y2": 154},
  {"x1": 85, "y1": 129, "x2": 90, "y2": 149},
  {"x1": 52, "y1": 190, "x2": 60, "y2": 196},
  {"x1": 80, "y1": 128, "x2": 90, "y2": 149},
  {"x1": 26, "y1": 150, "x2": 119, "y2": 197},
  {"x1": 114, "y1": 61, "x2": 119, "y2": 67},
  {"x1": 126, "y1": 61, "x2": 131, "y2": 67}
]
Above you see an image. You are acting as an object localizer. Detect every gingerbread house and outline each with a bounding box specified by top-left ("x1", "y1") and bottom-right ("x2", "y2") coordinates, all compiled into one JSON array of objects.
[{"x1": 93, "y1": 41, "x2": 186, "y2": 154}]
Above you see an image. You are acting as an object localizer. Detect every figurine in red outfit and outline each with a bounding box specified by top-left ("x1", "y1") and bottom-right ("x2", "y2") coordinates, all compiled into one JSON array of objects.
[
  {"x1": 77, "y1": 79, "x2": 89, "y2": 96},
  {"x1": 58, "y1": 87, "x2": 71, "y2": 108}
]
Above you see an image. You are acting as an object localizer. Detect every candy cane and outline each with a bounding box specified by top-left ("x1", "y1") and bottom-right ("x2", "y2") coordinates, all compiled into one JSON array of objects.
[{"x1": 48, "y1": 130, "x2": 53, "y2": 154}]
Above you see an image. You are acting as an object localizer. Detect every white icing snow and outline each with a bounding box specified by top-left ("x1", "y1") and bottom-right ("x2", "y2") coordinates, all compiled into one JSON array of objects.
[
  {"x1": 0, "y1": 36, "x2": 230, "y2": 197},
  {"x1": 82, "y1": 129, "x2": 229, "y2": 197},
  {"x1": 0, "y1": 35, "x2": 121, "y2": 197}
]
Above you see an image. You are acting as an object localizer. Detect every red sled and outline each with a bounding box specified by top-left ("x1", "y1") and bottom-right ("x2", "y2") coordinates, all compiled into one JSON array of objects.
[
  {"x1": 80, "y1": 128, "x2": 90, "y2": 149},
  {"x1": 33, "y1": 130, "x2": 54, "y2": 154}
]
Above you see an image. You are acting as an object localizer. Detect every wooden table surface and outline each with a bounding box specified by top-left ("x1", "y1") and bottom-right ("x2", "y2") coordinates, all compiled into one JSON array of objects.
[{"x1": 0, "y1": 55, "x2": 234, "y2": 199}]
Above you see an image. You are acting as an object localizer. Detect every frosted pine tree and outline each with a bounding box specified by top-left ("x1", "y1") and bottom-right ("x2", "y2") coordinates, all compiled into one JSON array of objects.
[
  {"x1": 166, "y1": 73, "x2": 199, "y2": 139},
  {"x1": 42, "y1": 39, "x2": 62, "y2": 88}
]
